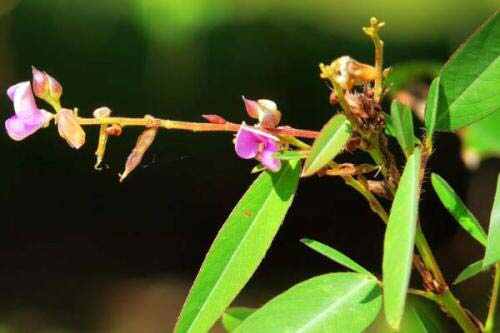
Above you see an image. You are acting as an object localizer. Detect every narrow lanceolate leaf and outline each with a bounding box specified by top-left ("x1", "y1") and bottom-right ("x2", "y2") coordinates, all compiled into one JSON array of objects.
[
  {"x1": 454, "y1": 260, "x2": 489, "y2": 285},
  {"x1": 383, "y1": 148, "x2": 422, "y2": 330},
  {"x1": 302, "y1": 114, "x2": 352, "y2": 177},
  {"x1": 483, "y1": 174, "x2": 500, "y2": 267},
  {"x1": 424, "y1": 77, "x2": 440, "y2": 140},
  {"x1": 390, "y1": 100, "x2": 417, "y2": 157},
  {"x1": 234, "y1": 273, "x2": 382, "y2": 333},
  {"x1": 431, "y1": 173, "x2": 487, "y2": 246},
  {"x1": 434, "y1": 12, "x2": 500, "y2": 131},
  {"x1": 300, "y1": 238, "x2": 374, "y2": 278},
  {"x1": 222, "y1": 307, "x2": 255, "y2": 332},
  {"x1": 174, "y1": 160, "x2": 301, "y2": 333},
  {"x1": 367, "y1": 295, "x2": 451, "y2": 333}
]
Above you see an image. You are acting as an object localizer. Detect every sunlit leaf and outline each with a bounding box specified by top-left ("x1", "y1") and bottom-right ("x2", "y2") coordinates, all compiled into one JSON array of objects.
[
  {"x1": 454, "y1": 260, "x2": 489, "y2": 285},
  {"x1": 390, "y1": 100, "x2": 417, "y2": 157},
  {"x1": 424, "y1": 77, "x2": 440, "y2": 140},
  {"x1": 302, "y1": 114, "x2": 351, "y2": 177},
  {"x1": 222, "y1": 307, "x2": 255, "y2": 332},
  {"x1": 368, "y1": 295, "x2": 452, "y2": 333},
  {"x1": 431, "y1": 173, "x2": 487, "y2": 246},
  {"x1": 174, "y1": 160, "x2": 301, "y2": 333},
  {"x1": 300, "y1": 238, "x2": 374, "y2": 277},
  {"x1": 462, "y1": 110, "x2": 500, "y2": 161},
  {"x1": 434, "y1": 12, "x2": 500, "y2": 131},
  {"x1": 234, "y1": 273, "x2": 381, "y2": 333},
  {"x1": 383, "y1": 148, "x2": 422, "y2": 330},
  {"x1": 483, "y1": 174, "x2": 500, "y2": 267},
  {"x1": 385, "y1": 61, "x2": 441, "y2": 94}
]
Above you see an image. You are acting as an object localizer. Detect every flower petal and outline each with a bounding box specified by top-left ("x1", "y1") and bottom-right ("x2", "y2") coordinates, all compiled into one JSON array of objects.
[
  {"x1": 5, "y1": 115, "x2": 42, "y2": 141},
  {"x1": 9, "y1": 82, "x2": 43, "y2": 124},
  {"x1": 258, "y1": 149, "x2": 281, "y2": 172},
  {"x1": 235, "y1": 124, "x2": 260, "y2": 159},
  {"x1": 257, "y1": 99, "x2": 277, "y2": 111},
  {"x1": 242, "y1": 96, "x2": 260, "y2": 119}
]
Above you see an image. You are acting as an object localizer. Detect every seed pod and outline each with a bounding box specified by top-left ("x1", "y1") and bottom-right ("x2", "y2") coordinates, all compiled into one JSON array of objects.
[
  {"x1": 56, "y1": 108, "x2": 86, "y2": 149},
  {"x1": 119, "y1": 123, "x2": 158, "y2": 182}
]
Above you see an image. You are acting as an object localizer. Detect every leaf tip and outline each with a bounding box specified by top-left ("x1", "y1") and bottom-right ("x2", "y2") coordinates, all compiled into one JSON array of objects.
[{"x1": 300, "y1": 238, "x2": 312, "y2": 245}]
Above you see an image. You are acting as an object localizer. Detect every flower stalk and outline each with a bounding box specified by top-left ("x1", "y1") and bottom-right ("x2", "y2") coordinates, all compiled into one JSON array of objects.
[{"x1": 76, "y1": 116, "x2": 319, "y2": 139}]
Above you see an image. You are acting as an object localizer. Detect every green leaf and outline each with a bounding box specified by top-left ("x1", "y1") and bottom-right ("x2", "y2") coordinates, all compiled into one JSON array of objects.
[
  {"x1": 174, "y1": 160, "x2": 301, "y2": 333},
  {"x1": 390, "y1": 100, "x2": 417, "y2": 157},
  {"x1": 484, "y1": 174, "x2": 500, "y2": 267},
  {"x1": 454, "y1": 260, "x2": 489, "y2": 285},
  {"x1": 222, "y1": 307, "x2": 255, "y2": 332},
  {"x1": 300, "y1": 238, "x2": 374, "y2": 277},
  {"x1": 431, "y1": 173, "x2": 487, "y2": 246},
  {"x1": 385, "y1": 61, "x2": 441, "y2": 94},
  {"x1": 383, "y1": 148, "x2": 422, "y2": 330},
  {"x1": 434, "y1": 12, "x2": 500, "y2": 131},
  {"x1": 462, "y1": 110, "x2": 500, "y2": 161},
  {"x1": 234, "y1": 273, "x2": 382, "y2": 333},
  {"x1": 367, "y1": 295, "x2": 452, "y2": 333},
  {"x1": 302, "y1": 114, "x2": 352, "y2": 177},
  {"x1": 424, "y1": 77, "x2": 440, "y2": 139}
]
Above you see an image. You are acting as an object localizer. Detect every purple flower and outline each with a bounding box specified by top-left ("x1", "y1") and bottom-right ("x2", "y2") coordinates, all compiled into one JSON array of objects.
[
  {"x1": 4, "y1": 82, "x2": 52, "y2": 141},
  {"x1": 235, "y1": 123, "x2": 281, "y2": 172}
]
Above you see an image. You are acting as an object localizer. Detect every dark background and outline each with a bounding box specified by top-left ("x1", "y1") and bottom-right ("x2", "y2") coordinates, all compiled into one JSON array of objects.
[{"x1": 0, "y1": 0, "x2": 498, "y2": 331}]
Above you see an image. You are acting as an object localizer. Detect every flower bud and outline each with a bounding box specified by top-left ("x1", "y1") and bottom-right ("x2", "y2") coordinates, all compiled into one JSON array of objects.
[
  {"x1": 32, "y1": 67, "x2": 63, "y2": 109},
  {"x1": 55, "y1": 108, "x2": 86, "y2": 149},
  {"x1": 242, "y1": 96, "x2": 281, "y2": 129},
  {"x1": 202, "y1": 114, "x2": 227, "y2": 124},
  {"x1": 93, "y1": 106, "x2": 112, "y2": 118},
  {"x1": 106, "y1": 124, "x2": 123, "y2": 136},
  {"x1": 120, "y1": 117, "x2": 158, "y2": 182}
]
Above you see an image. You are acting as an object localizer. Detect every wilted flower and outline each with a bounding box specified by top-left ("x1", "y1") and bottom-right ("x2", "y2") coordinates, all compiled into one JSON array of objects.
[
  {"x1": 55, "y1": 108, "x2": 86, "y2": 149},
  {"x1": 4, "y1": 81, "x2": 53, "y2": 141},
  {"x1": 32, "y1": 66, "x2": 63, "y2": 109},
  {"x1": 242, "y1": 96, "x2": 281, "y2": 129},
  {"x1": 319, "y1": 56, "x2": 377, "y2": 90},
  {"x1": 234, "y1": 123, "x2": 281, "y2": 172}
]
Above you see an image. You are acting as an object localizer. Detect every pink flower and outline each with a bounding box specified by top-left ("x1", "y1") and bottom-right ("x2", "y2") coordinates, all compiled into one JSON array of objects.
[
  {"x1": 4, "y1": 82, "x2": 52, "y2": 141},
  {"x1": 235, "y1": 123, "x2": 281, "y2": 172},
  {"x1": 242, "y1": 96, "x2": 281, "y2": 129},
  {"x1": 32, "y1": 66, "x2": 63, "y2": 108}
]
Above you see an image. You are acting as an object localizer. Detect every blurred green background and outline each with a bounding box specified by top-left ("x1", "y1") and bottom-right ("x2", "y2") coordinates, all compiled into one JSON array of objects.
[{"x1": 0, "y1": 0, "x2": 498, "y2": 332}]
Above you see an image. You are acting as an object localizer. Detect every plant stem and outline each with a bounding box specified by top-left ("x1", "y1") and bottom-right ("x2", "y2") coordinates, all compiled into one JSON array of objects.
[
  {"x1": 76, "y1": 116, "x2": 319, "y2": 139},
  {"x1": 485, "y1": 263, "x2": 500, "y2": 333},
  {"x1": 440, "y1": 289, "x2": 480, "y2": 333},
  {"x1": 368, "y1": 138, "x2": 480, "y2": 332},
  {"x1": 414, "y1": 223, "x2": 446, "y2": 287}
]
